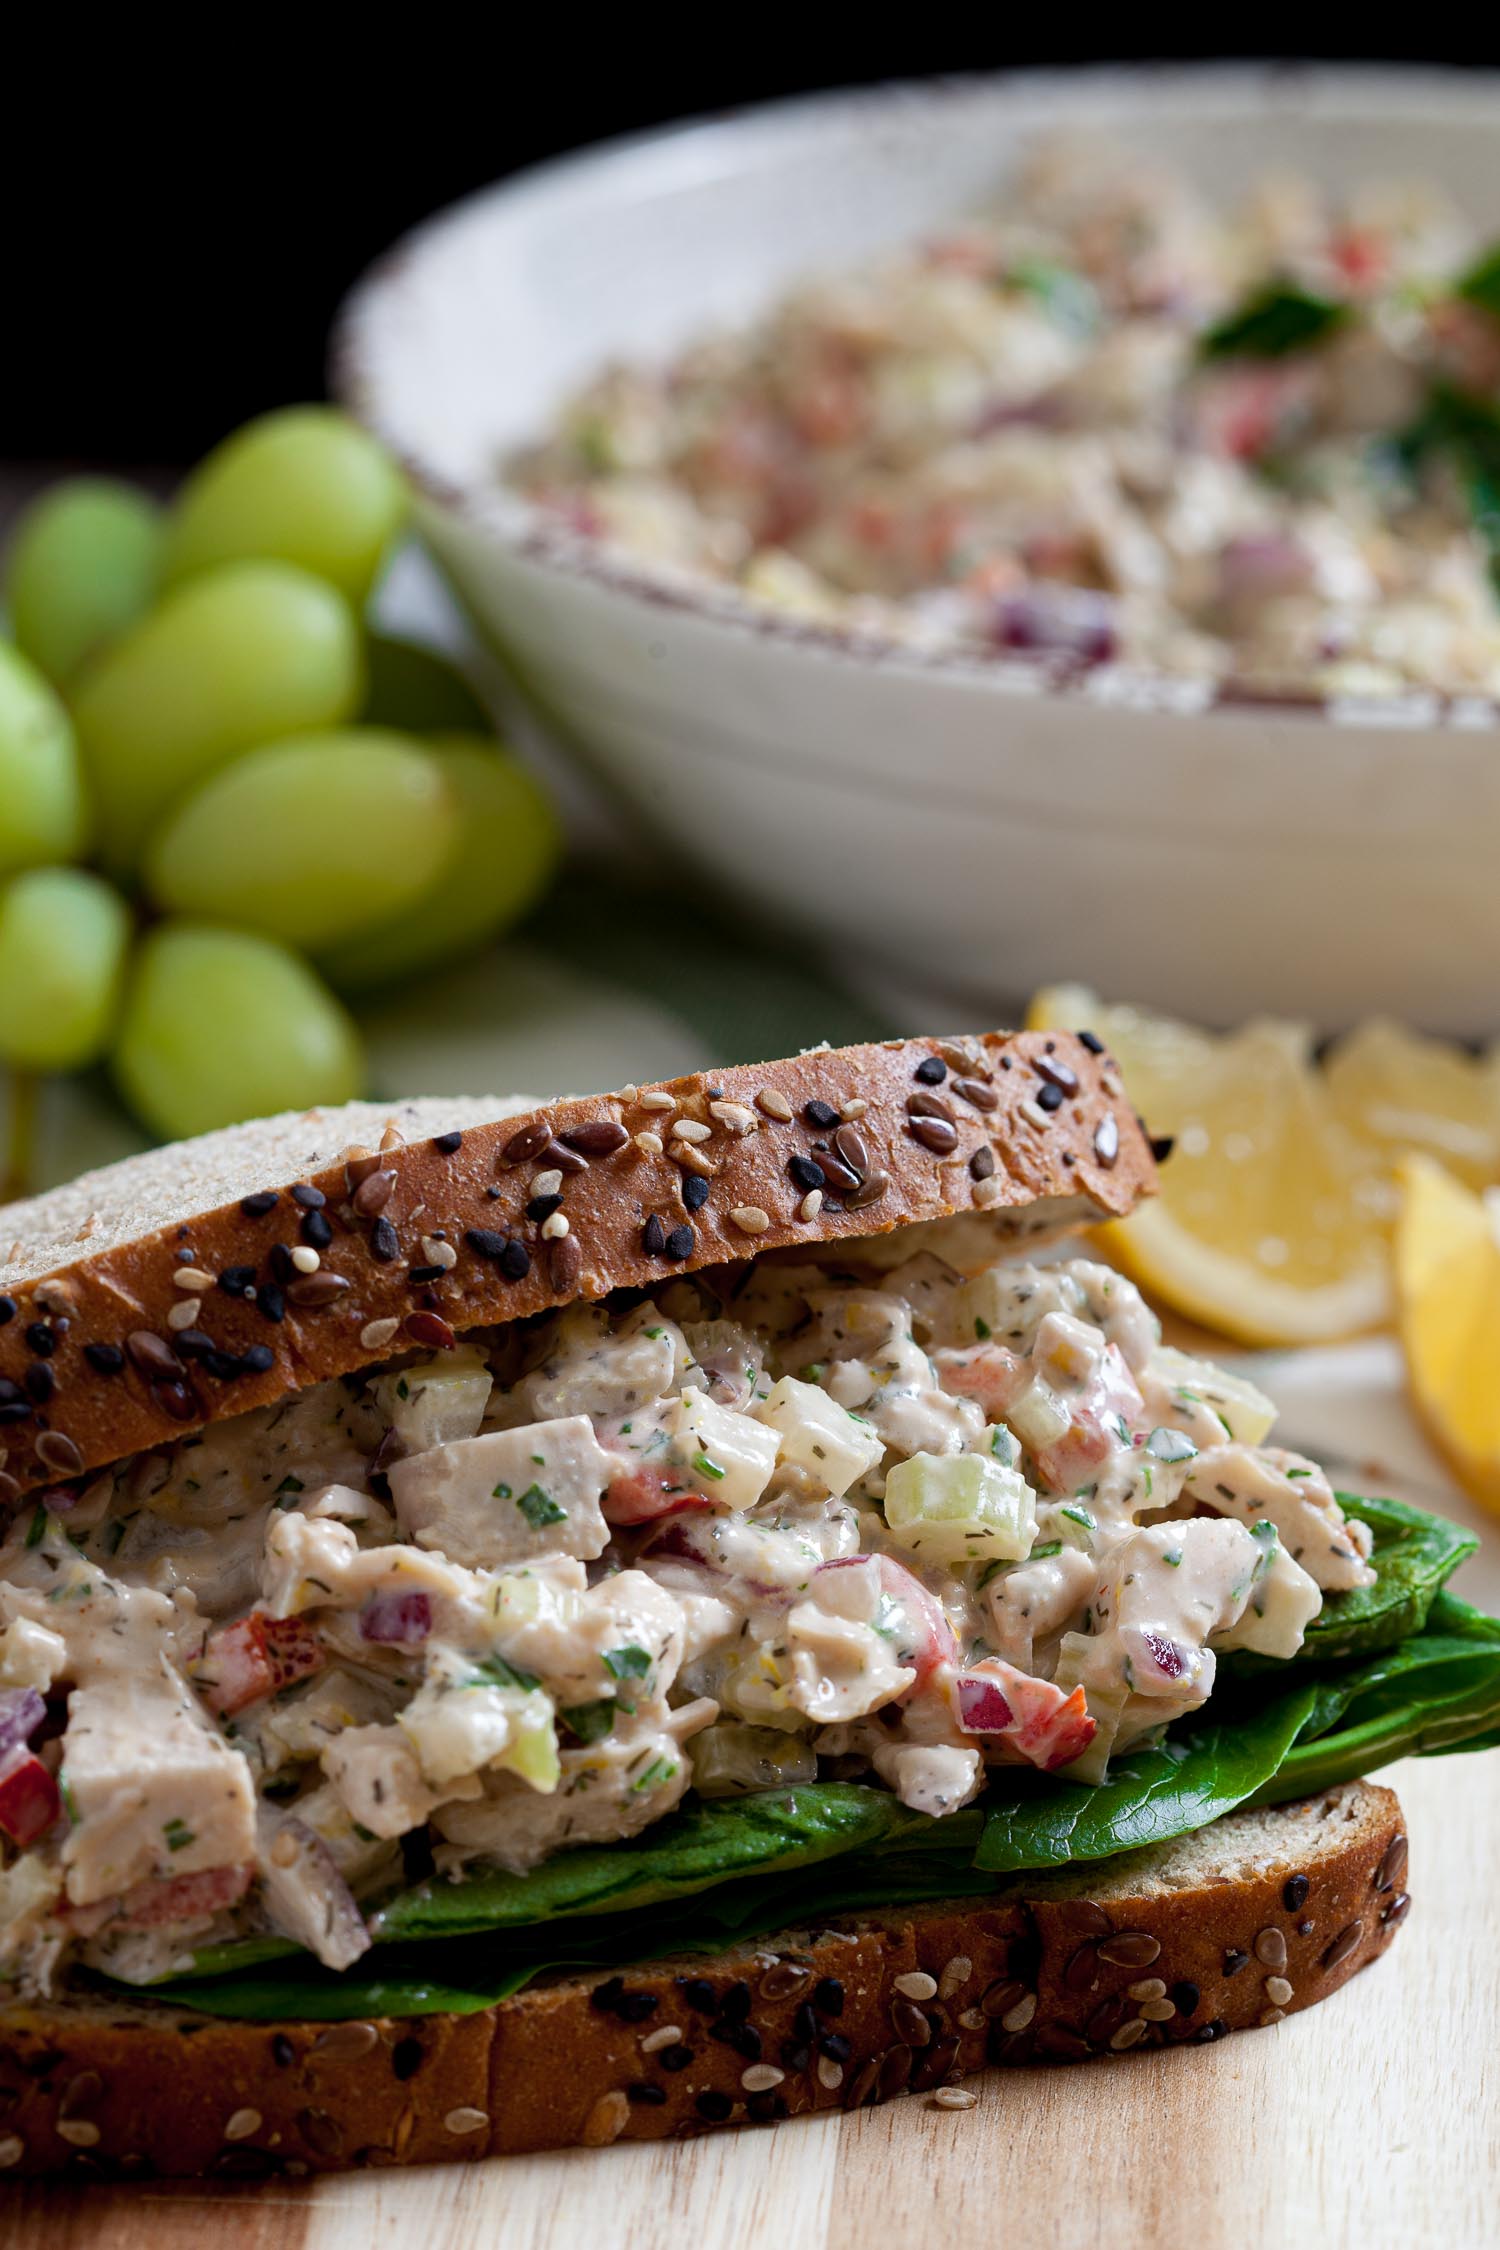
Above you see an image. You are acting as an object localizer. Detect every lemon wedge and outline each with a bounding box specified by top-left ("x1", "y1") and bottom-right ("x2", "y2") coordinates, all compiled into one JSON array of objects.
[
  {"x1": 1028, "y1": 986, "x2": 1392, "y2": 1346},
  {"x1": 1324, "y1": 1018, "x2": 1500, "y2": 1188},
  {"x1": 1395, "y1": 1153, "x2": 1500, "y2": 1514}
]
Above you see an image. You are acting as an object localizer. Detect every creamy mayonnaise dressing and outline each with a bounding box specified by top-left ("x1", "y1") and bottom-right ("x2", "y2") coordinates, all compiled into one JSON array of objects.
[{"x1": 0, "y1": 1240, "x2": 1372, "y2": 1993}]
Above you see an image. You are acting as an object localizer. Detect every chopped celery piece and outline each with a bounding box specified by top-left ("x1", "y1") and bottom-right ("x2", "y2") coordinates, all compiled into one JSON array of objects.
[
  {"x1": 375, "y1": 1346, "x2": 492, "y2": 1451},
  {"x1": 690, "y1": 1722, "x2": 818, "y2": 1797},
  {"x1": 883, "y1": 1450, "x2": 1037, "y2": 1566}
]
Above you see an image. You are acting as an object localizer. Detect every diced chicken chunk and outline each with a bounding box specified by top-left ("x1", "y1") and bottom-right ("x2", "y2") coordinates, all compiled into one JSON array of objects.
[
  {"x1": 60, "y1": 1678, "x2": 256, "y2": 1906},
  {"x1": 1183, "y1": 1445, "x2": 1375, "y2": 1590},
  {"x1": 519, "y1": 1305, "x2": 687, "y2": 1421},
  {"x1": 388, "y1": 1417, "x2": 613, "y2": 1568},
  {"x1": 494, "y1": 1569, "x2": 685, "y2": 1710},
  {"x1": 321, "y1": 1724, "x2": 447, "y2": 1840},
  {"x1": 869, "y1": 1741, "x2": 984, "y2": 1817},
  {"x1": 433, "y1": 1722, "x2": 693, "y2": 1875}
]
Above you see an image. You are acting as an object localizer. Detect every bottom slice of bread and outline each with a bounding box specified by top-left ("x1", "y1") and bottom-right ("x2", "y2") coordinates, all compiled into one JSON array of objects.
[{"x1": 0, "y1": 1781, "x2": 1410, "y2": 2180}]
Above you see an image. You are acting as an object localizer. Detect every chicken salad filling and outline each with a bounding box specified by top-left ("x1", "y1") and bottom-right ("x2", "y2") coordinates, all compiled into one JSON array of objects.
[
  {"x1": 510, "y1": 136, "x2": 1500, "y2": 696},
  {"x1": 0, "y1": 1234, "x2": 1385, "y2": 1998}
]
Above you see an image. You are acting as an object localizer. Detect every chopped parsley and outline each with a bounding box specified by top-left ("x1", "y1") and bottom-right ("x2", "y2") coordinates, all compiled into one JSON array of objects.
[
  {"x1": 602, "y1": 1645, "x2": 652, "y2": 1682},
  {"x1": 162, "y1": 1817, "x2": 196, "y2": 1853},
  {"x1": 516, "y1": 1483, "x2": 566, "y2": 1530},
  {"x1": 472, "y1": 1653, "x2": 541, "y2": 1693},
  {"x1": 560, "y1": 1700, "x2": 616, "y2": 1745},
  {"x1": 632, "y1": 1755, "x2": 678, "y2": 1793}
]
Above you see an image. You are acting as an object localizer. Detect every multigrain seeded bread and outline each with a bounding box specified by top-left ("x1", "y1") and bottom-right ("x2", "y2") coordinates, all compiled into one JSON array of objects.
[
  {"x1": 0, "y1": 1030, "x2": 1154, "y2": 1502},
  {"x1": 0, "y1": 1783, "x2": 1408, "y2": 2179}
]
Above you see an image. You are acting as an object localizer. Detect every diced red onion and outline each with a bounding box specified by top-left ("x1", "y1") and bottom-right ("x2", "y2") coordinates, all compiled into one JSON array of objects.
[
  {"x1": 0, "y1": 1687, "x2": 45, "y2": 1759},
  {"x1": 0, "y1": 1745, "x2": 61, "y2": 1846},
  {"x1": 993, "y1": 585, "x2": 1117, "y2": 665},
  {"x1": 1142, "y1": 1631, "x2": 1187, "y2": 1681},
  {"x1": 955, "y1": 1674, "x2": 1016, "y2": 1734},
  {"x1": 262, "y1": 1816, "x2": 371, "y2": 1971},
  {"x1": 359, "y1": 1590, "x2": 433, "y2": 1647}
]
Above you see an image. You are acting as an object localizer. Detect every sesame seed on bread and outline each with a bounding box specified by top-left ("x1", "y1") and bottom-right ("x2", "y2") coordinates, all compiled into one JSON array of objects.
[
  {"x1": 0, "y1": 1782, "x2": 1407, "y2": 2177},
  {"x1": 0, "y1": 1030, "x2": 1154, "y2": 1503}
]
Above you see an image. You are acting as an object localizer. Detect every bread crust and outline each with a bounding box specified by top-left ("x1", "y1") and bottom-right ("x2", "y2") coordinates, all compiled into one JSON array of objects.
[
  {"x1": 0, "y1": 1783, "x2": 1407, "y2": 2179},
  {"x1": 0, "y1": 1030, "x2": 1152, "y2": 1502}
]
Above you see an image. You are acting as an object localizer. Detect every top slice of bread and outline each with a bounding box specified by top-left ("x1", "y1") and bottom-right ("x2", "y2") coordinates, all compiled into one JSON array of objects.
[{"x1": 0, "y1": 1028, "x2": 1154, "y2": 1500}]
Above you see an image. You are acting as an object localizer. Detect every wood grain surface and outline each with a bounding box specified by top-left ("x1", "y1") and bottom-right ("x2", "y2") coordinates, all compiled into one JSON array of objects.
[{"x1": 9, "y1": 1374, "x2": 1499, "y2": 2250}]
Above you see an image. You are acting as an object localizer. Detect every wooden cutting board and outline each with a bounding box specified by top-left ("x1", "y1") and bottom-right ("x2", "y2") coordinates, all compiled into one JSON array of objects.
[{"x1": 12, "y1": 1469, "x2": 1500, "y2": 2249}]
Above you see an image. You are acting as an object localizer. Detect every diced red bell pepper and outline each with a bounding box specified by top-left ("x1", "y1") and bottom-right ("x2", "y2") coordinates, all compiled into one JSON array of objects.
[
  {"x1": 0, "y1": 1745, "x2": 62, "y2": 1846},
  {"x1": 603, "y1": 1465, "x2": 711, "y2": 1527},
  {"x1": 954, "y1": 1659, "x2": 1096, "y2": 1772},
  {"x1": 196, "y1": 1610, "x2": 325, "y2": 1716},
  {"x1": 937, "y1": 1343, "x2": 1027, "y2": 1418},
  {"x1": 1034, "y1": 1343, "x2": 1144, "y2": 1494},
  {"x1": 115, "y1": 1862, "x2": 254, "y2": 1928}
]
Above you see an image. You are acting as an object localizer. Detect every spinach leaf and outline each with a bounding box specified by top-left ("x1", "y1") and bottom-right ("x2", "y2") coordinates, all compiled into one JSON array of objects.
[
  {"x1": 371, "y1": 1784, "x2": 962, "y2": 1944},
  {"x1": 1199, "y1": 282, "x2": 1349, "y2": 360},
  {"x1": 1395, "y1": 385, "x2": 1500, "y2": 591},
  {"x1": 1456, "y1": 241, "x2": 1500, "y2": 323},
  {"x1": 975, "y1": 1685, "x2": 1319, "y2": 1872},
  {"x1": 152, "y1": 1851, "x2": 999, "y2": 2023}
]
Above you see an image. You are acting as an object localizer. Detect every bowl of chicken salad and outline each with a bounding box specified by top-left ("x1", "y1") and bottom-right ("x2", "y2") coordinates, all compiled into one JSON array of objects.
[{"x1": 338, "y1": 64, "x2": 1500, "y2": 1032}]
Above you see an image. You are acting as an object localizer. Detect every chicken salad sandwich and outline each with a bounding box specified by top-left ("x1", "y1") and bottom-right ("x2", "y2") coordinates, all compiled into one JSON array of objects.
[{"x1": 0, "y1": 1030, "x2": 1495, "y2": 2176}]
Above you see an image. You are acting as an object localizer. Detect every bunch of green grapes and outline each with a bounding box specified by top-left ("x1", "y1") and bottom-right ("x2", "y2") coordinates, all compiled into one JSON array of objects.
[{"x1": 0, "y1": 411, "x2": 560, "y2": 1154}]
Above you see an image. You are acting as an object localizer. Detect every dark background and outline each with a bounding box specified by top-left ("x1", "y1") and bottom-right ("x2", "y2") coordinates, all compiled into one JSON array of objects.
[{"x1": 8, "y1": 39, "x2": 1498, "y2": 463}]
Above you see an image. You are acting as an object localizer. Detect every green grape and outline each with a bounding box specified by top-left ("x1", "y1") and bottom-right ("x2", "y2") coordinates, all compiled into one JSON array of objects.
[
  {"x1": 319, "y1": 735, "x2": 561, "y2": 992},
  {"x1": 113, "y1": 921, "x2": 363, "y2": 1139},
  {"x1": 160, "y1": 408, "x2": 407, "y2": 604},
  {"x1": 71, "y1": 562, "x2": 363, "y2": 873},
  {"x1": 0, "y1": 643, "x2": 89, "y2": 873},
  {"x1": 5, "y1": 478, "x2": 163, "y2": 685},
  {"x1": 362, "y1": 631, "x2": 491, "y2": 734},
  {"x1": 146, "y1": 729, "x2": 456, "y2": 949},
  {"x1": 0, "y1": 869, "x2": 131, "y2": 1070}
]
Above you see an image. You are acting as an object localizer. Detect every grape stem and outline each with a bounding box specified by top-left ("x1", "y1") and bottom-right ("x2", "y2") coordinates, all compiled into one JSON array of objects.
[{"x1": 1, "y1": 1072, "x2": 38, "y2": 1203}]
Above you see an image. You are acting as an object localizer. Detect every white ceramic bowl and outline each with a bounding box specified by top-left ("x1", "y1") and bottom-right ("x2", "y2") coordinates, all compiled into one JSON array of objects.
[{"x1": 336, "y1": 64, "x2": 1500, "y2": 1033}]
